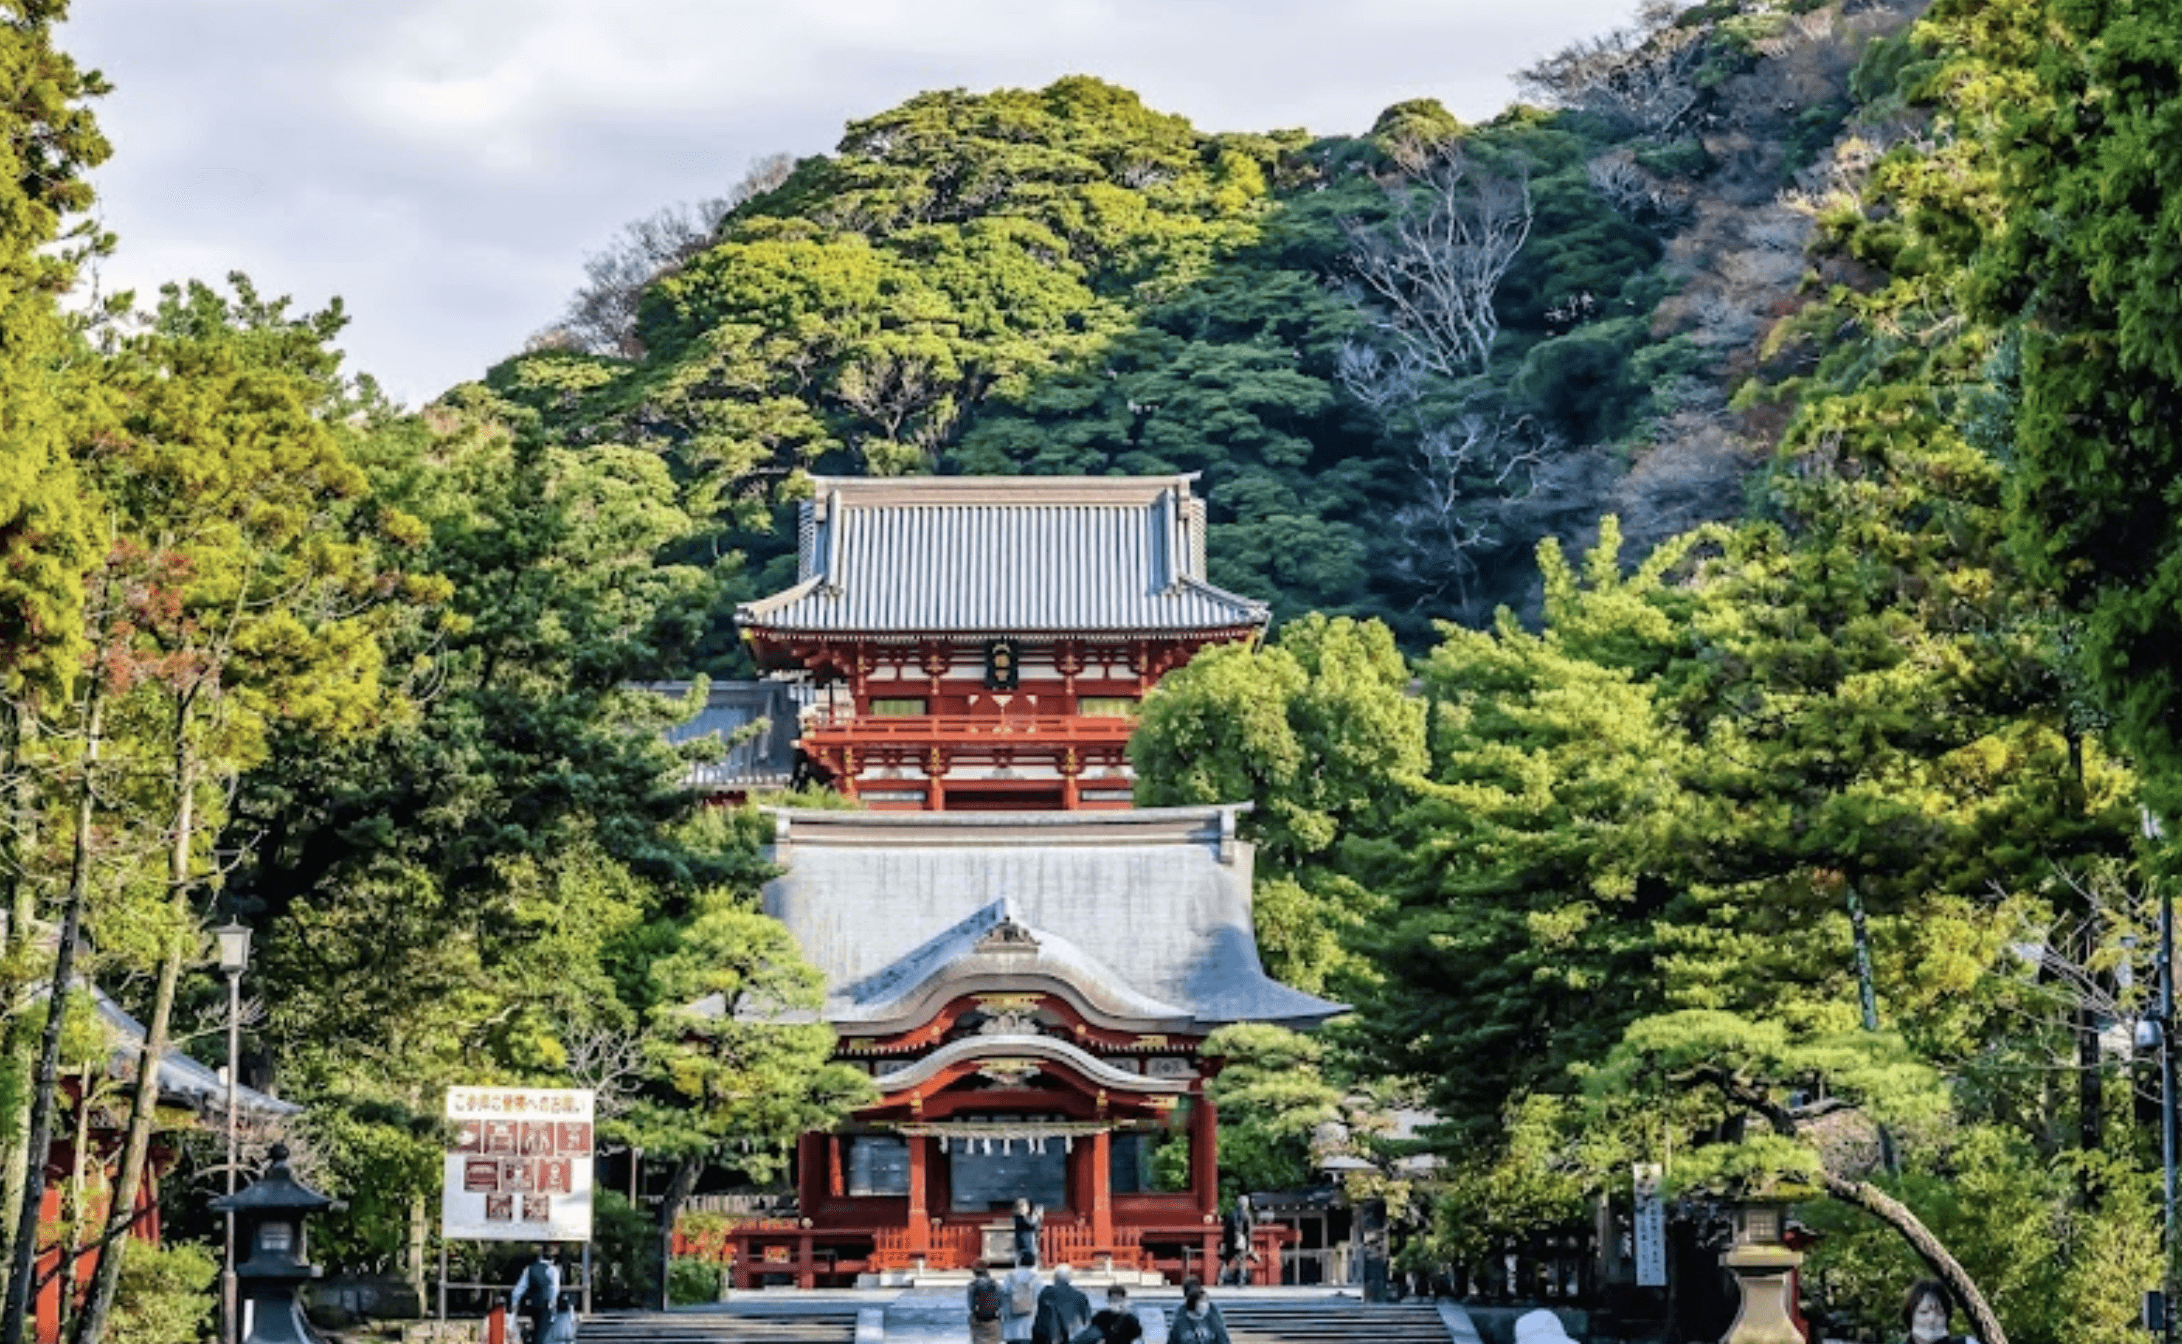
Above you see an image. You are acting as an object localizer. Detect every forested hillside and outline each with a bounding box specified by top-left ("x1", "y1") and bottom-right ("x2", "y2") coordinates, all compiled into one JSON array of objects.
[
  {"x1": 489, "y1": 0, "x2": 1921, "y2": 651},
  {"x1": 11, "y1": 0, "x2": 2182, "y2": 1342}
]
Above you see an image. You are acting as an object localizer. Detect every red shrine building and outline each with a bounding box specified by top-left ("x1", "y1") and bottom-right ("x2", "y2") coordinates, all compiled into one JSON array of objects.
[
  {"x1": 735, "y1": 475, "x2": 1268, "y2": 812},
  {"x1": 716, "y1": 475, "x2": 1343, "y2": 1286}
]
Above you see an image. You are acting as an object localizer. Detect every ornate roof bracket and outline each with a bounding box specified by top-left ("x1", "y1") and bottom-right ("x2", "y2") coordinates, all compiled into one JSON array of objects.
[{"x1": 869, "y1": 1034, "x2": 1191, "y2": 1097}]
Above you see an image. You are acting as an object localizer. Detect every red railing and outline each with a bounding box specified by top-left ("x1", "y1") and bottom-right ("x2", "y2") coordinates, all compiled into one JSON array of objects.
[
  {"x1": 803, "y1": 712, "x2": 1135, "y2": 743},
  {"x1": 869, "y1": 1223, "x2": 982, "y2": 1271}
]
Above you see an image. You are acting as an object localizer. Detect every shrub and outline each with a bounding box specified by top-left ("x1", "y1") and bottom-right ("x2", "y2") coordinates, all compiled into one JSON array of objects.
[
  {"x1": 668, "y1": 1256, "x2": 724, "y2": 1306},
  {"x1": 110, "y1": 1240, "x2": 218, "y2": 1344}
]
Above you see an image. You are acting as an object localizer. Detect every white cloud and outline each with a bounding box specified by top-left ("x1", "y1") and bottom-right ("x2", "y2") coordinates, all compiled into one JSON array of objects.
[{"x1": 61, "y1": 0, "x2": 1644, "y2": 405}]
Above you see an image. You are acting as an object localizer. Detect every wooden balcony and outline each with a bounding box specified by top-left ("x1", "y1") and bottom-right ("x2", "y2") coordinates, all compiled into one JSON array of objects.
[{"x1": 802, "y1": 712, "x2": 1136, "y2": 749}]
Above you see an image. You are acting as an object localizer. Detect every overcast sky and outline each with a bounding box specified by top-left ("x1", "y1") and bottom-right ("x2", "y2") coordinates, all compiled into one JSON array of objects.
[{"x1": 62, "y1": 1, "x2": 1642, "y2": 406}]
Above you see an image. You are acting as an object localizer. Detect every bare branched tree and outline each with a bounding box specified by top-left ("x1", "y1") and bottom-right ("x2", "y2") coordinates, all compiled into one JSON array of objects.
[
  {"x1": 1586, "y1": 148, "x2": 1691, "y2": 227},
  {"x1": 1515, "y1": 4, "x2": 1704, "y2": 138},
  {"x1": 563, "y1": 1024, "x2": 650, "y2": 1121},
  {"x1": 1341, "y1": 150, "x2": 1533, "y2": 380},
  {"x1": 554, "y1": 153, "x2": 796, "y2": 358},
  {"x1": 1333, "y1": 339, "x2": 1420, "y2": 417},
  {"x1": 1391, "y1": 405, "x2": 1559, "y2": 618}
]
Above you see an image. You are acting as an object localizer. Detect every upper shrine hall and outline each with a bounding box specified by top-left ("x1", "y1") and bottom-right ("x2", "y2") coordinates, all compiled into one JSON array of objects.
[{"x1": 736, "y1": 474, "x2": 1268, "y2": 811}]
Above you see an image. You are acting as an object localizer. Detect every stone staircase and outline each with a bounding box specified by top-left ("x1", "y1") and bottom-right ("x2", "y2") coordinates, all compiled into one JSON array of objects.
[
  {"x1": 562, "y1": 1291, "x2": 1458, "y2": 1344},
  {"x1": 571, "y1": 1305, "x2": 859, "y2": 1343},
  {"x1": 1217, "y1": 1296, "x2": 1452, "y2": 1344}
]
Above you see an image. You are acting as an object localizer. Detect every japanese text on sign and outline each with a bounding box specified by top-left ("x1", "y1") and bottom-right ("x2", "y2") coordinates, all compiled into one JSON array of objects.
[
  {"x1": 441, "y1": 1087, "x2": 594, "y2": 1243},
  {"x1": 1632, "y1": 1162, "x2": 1666, "y2": 1288}
]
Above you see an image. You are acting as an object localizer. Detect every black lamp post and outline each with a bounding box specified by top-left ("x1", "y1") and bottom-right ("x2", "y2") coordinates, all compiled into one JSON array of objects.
[
  {"x1": 210, "y1": 1143, "x2": 334, "y2": 1344},
  {"x1": 214, "y1": 919, "x2": 252, "y2": 1344},
  {"x1": 2142, "y1": 809, "x2": 2175, "y2": 1344}
]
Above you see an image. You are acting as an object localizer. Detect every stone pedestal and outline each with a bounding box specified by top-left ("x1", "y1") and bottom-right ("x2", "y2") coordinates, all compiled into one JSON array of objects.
[{"x1": 1719, "y1": 1243, "x2": 1803, "y2": 1344}]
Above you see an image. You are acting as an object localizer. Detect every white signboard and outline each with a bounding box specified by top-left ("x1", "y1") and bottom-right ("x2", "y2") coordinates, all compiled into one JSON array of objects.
[
  {"x1": 1632, "y1": 1162, "x2": 1667, "y2": 1287},
  {"x1": 441, "y1": 1087, "x2": 594, "y2": 1243}
]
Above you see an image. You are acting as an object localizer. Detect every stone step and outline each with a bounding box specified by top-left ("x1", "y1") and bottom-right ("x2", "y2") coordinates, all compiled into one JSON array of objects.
[
  {"x1": 1220, "y1": 1302, "x2": 1450, "y2": 1343},
  {"x1": 574, "y1": 1310, "x2": 858, "y2": 1343},
  {"x1": 567, "y1": 1297, "x2": 1456, "y2": 1344}
]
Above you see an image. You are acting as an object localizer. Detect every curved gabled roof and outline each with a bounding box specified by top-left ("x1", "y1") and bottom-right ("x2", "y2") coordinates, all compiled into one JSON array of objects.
[
  {"x1": 736, "y1": 476, "x2": 1268, "y2": 637},
  {"x1": 869, "y1": 1034, "x2": 1191, "y2": 1097},
  {"x1": 835, "y1": 897, "x2": 1194, "y2": 1031},
  {"x1": 761, "y1": 806, "x2": 1346, "y2": 1033}
]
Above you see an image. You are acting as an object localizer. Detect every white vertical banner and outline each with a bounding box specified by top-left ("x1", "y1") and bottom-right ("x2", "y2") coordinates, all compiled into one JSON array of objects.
[
  {"x1": 1632, "y1": 1162, "x2": 1666, "y2": 1288},
  {"x1": 441, "y1": 1087, "x2": 595, "y2": 1243}
]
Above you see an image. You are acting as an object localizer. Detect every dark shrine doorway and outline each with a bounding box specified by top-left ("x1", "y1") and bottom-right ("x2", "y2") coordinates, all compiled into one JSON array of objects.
[{"x1": 944, "y1": 1140, "x2": 1067, "y2": 1213}]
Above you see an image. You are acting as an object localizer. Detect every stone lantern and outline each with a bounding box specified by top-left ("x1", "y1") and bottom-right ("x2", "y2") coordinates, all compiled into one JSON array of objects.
[
  {"x1": 210, "y1": 1144, "x2": 336, "y2": 1344},
  {"x1": 1719, "y1": 1199, "x2": 1802, "y2": 1344}
]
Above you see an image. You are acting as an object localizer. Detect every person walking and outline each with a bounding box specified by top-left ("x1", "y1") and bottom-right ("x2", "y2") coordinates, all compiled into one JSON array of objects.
[
  {"x1": 1170, "y1": 1284, "x2": 1231, "y2": 1344},
  {"x1": 1032, "y1": 1263, "x2": 1093, "y2": 1344},
  {"x1": 508, "y1": 1245, "x2": 561, "y2": 1344},
  {"x1": 1220, "y1": 1194, "x2": 1255, "y2": 1286},
  {"x1": 1003, "y1": 1253, "x2": 1043, "y2": 1343},
  {"x1": 968, "y1": 1265, "x2": 1007, "y2": 1344}
]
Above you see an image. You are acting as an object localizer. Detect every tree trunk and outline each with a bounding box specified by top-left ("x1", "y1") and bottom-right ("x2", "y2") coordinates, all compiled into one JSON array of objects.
[
  {"x1": 72, "y1": 703, "x2": 195, "y2": 1344},
  {"x1": 655, "y1": 1156, "x2": 705, "y2": 1312},
  {"x1": 57, "y1": 1067, "x2": 91, "y2": 1344},
  {"x1": 408, "y1": 1194, "x2": 427, "y2": 1308},
  {"x1": 1706, "y1": 1064, "x2": 2008, "y2": 1344},
  {"x1": 65, "y1": 934, "x2": 179, "y2": 1344},
  {"x1": 1, "y1": 679, "x2": 102, "y2": 1344},
  {"x1": 1819, "y1": 1172, "x2": 2007, "y2": 1344},
  {"x1": 0, "y1": 702, "x2": 39, "y2": 1309}
]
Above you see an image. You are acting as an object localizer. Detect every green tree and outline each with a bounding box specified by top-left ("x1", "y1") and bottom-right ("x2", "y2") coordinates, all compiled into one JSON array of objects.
[
  {"x1": 1963, "y1": 0, "x2": 2182, "y2": 826},
  {"x1": 1132, "y1": 615, "x2": 1424, "y2": 992},
  {"x1": 628, "y1": 896, "x2": 871, "y2": 1308},
  {"x1": 0, "y1": 6, "x2": 108, "y2": 1333},
  {"x1": 1199, "y1": 1023, "x2": 1341, "y2": 1198},
  {"x1": 65, "y1": 278, "x2": 408, "y2": 1344}
]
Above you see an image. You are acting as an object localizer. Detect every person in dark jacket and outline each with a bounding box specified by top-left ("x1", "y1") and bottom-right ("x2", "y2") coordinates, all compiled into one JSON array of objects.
[
  {"x1": 508, "y1": 1245, "x2": 560, "y2": 1344},
  {"x1": 1169, "y1": 1285, "x2": 1232, "y2": 1344},
  {"x1": 1032, "y1": 1263, "x2": 1092, "y2": 1344},
  {"x1": 1081, "y1": 1284, "x2": 1143, "y2": 1344},
  {"x1": 967, "y1": 1265, "x2": 1005, "y2": 1344},
  {"x1": 1220, "y1": 1194, "x2": 1255, "y2": 1285},
  {"x1": 1013, "y1": 1197, "x2": 1044, "y2": 1264}
]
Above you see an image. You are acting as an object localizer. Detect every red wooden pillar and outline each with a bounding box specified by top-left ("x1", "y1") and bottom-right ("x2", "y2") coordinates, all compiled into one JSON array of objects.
[
  {"x1": 827, "y1": 1134, "x2": 846, "y2": 1199},
  {"x1": 797, "y1": 1133, "x2": 825, "y2": 1218},
  {"x1": 906, "y1": 1135, "x2": 930, "y2": 1252},
  {"x1": 1089, "y1": 1129, "x2": 1113, "y2": 1252},
  {"x1": 926, "y1": 748, "x2": 947, "y2": 812},
  {"x1": 1190, "y1": 1089, "x2": 1219, "y2": 1219}
]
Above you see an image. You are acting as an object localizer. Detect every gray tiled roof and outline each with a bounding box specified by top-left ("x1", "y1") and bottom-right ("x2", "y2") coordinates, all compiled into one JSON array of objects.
[
  {"x1": 758, "y1": 807, "x2": 1345, "y2": 1032},
  {"x1": 737, "y1": 476, "x2": 1269, "y2": 636},
  {"x1": 640, "y1": 680, "x2": 803, "y2": 789},
  {"x1": 92, "y1": 988, "x2": 298, "y2": 1119}
]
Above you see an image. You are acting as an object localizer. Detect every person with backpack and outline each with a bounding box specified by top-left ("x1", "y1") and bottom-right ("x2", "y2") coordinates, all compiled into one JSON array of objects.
[
  {"x1": 968, "y1": 1264, "x2": 1006, "y2": 1344},
  {"x1": 1003, "y1": 1253, "x2": 1043, "y2": 1342},
  {"x1": 509, "y1": 1245, "x2": 561, "y2": 1344}
]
